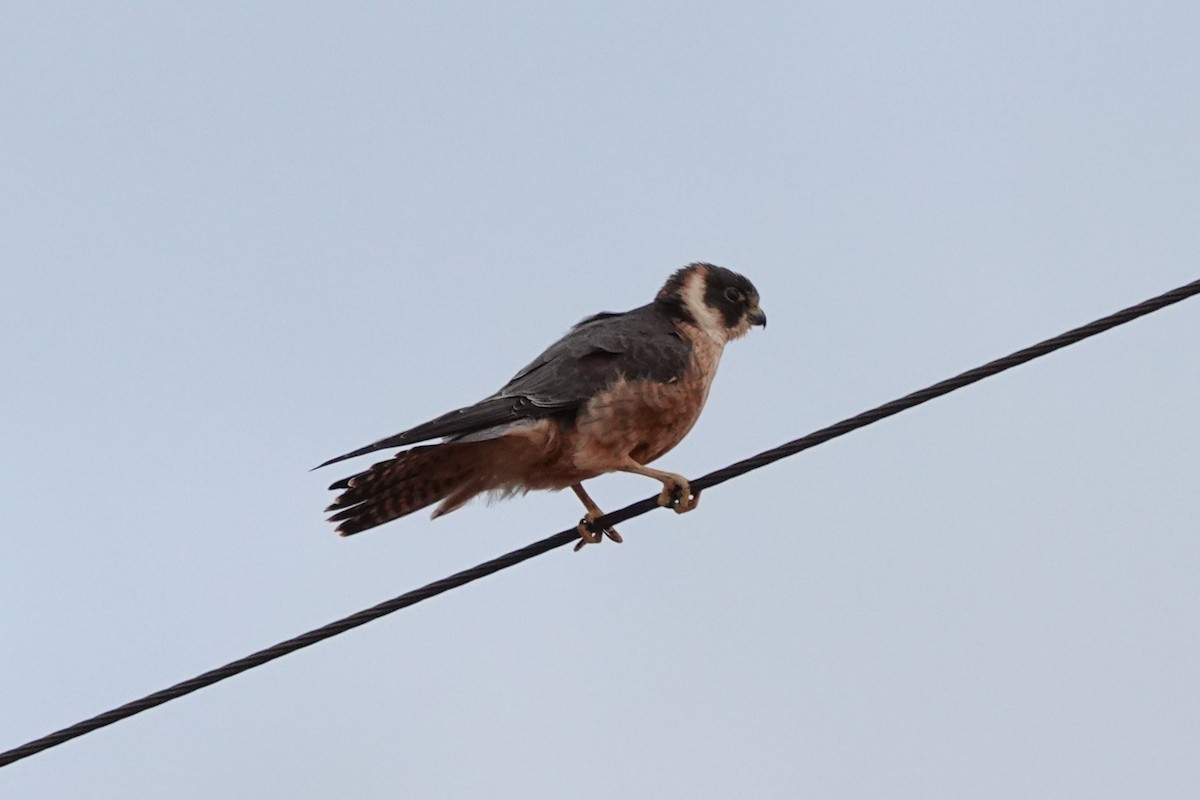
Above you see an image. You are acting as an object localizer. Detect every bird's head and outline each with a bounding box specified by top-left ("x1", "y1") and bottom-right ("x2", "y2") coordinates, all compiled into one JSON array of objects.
[{"x1": 656, "y1": 262, "x2": 767, "y2": 344}]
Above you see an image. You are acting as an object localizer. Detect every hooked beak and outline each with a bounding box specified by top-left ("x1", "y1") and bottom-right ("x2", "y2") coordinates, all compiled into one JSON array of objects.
[{"x1": 748, "y1": 307, "x2": 767, "y2": 328}]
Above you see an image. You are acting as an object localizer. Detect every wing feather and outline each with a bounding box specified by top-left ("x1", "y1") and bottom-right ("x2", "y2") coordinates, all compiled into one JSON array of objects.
[
  {"x1": 499, "y1": 303, "x2": 690, "y2": 405},
  {"x1": 314, "y1": 396, "x2": 546, "y2": 469},
  {"x1": 315, "y1": 302, "x2": 690, "y2": 469}
]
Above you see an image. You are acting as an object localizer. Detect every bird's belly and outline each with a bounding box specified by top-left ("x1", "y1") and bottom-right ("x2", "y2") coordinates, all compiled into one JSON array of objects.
[
  {"x1": 445, "y1": 375, "x2": 706, "y2": 495},
  {"x1": 501, "y1": 338, "x2": 722, "y2": 491},
  {"x1": 570, "y1": 365, "x2": 714, "y2": 473}
]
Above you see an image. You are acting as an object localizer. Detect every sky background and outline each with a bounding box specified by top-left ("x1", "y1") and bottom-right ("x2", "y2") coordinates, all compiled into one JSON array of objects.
[{"x1": 3, "y1": 2, "x2": 1199, "y2": 798}]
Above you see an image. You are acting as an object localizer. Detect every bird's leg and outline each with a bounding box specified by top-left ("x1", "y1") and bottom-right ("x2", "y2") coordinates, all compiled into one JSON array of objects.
[
  {"x1": 571, "y1": 483, "x2": 622, "y2": 552},
  {"x1": 617, "y1": 457, "x2": 700, "y2": 514}
]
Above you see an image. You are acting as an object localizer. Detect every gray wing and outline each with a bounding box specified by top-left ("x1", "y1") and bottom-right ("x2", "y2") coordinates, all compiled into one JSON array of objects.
[
  {"x1": 313, "y1": 394, "x2": 553, "y2": 469},
  {"x1": 315, "y1": 303, "x2": 690, "y2": 470},
  {"x1": 498, "y1": 302, "x2": 690, "y2": 406}
]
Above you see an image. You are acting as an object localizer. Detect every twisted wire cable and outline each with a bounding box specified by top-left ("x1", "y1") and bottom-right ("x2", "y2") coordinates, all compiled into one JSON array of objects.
[{"x1": 2, "y1": 276, "x2": 1197, "y2": 769}]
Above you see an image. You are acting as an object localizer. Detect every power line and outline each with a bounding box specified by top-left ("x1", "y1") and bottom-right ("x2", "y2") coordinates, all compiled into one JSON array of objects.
[{"x1": 2, "y1": 276, "x2": 1198, "y2": 769}]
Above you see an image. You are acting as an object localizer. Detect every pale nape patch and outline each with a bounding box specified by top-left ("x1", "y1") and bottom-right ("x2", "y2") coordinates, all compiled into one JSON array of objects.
[
  {"x1": 679, "y1": 267, "x2": 731, "y2": 346},
  {"x1": 674, "y1": 268, "x2": 728, "y2": 399}
]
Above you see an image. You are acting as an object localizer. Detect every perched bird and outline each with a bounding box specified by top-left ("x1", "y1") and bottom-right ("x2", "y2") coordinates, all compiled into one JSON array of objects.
[{"x1": 318, "y1": 262, "x2": 766, "y2": 549}]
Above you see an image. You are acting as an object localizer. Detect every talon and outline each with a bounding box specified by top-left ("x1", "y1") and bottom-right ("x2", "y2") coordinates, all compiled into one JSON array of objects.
[
  {"x1": 576, "y1": 517, "x2": 601, "y2": 544},
  {"x1": 656, "y1": 485, "x2": 676, "y2": 509},
  {"x1": 658, "y1": 477, "x2": 699, "y2": 514},
  {"x1": 575, "y1": 510, "x2": 620, "y2": 552}
]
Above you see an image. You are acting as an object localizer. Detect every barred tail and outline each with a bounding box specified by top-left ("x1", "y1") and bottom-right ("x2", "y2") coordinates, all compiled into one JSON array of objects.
[{"x1": 325, "y1": 442, "x2": 487, "y2": 536}]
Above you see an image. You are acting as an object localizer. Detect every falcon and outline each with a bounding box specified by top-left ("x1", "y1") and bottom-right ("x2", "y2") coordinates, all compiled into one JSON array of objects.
[{"x1": 318, "y1": 262, "x2": 766, "y2": 549}]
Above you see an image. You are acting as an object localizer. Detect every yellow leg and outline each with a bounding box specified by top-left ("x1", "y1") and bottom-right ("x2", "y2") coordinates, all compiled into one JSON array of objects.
[
  {"x1": 617, "y1": 457, "x2": 700, "y2": 514},
  {"x1": 571, "y1": 483, "x2": 623, "y2": 551}
]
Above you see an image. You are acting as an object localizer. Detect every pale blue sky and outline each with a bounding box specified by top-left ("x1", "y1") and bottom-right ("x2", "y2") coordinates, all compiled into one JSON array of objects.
[{"x1": 3, "y1": 2, "x2": 1199, "y2": 798}]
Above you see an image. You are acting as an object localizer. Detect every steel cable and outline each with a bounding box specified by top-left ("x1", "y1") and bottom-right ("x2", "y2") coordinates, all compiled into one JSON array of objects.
[{"x1": 2, "y1": 276, "x2": 1197, "y2": 769}]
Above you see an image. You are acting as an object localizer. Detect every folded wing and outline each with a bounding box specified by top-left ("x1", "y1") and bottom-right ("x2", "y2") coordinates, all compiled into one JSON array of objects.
[{"x1": 315, "y1": 303, "x2": 691, "y2": 470}]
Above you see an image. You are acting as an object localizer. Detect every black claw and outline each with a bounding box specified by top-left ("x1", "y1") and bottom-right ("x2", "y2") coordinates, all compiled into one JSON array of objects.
[{"x1": 575, "y1": 515, "x2": 621, "y2": 551}]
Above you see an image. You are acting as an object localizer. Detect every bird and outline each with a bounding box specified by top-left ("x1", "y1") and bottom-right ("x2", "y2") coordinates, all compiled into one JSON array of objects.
[{"x1": 317, "y1": 262, "x2": 766, "y2": 550}]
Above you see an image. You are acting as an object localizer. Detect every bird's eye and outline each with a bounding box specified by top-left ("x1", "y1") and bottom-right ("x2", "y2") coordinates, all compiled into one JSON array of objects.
[{"x1": 724, "y1": 287, "x2": 744, "y2": 303}]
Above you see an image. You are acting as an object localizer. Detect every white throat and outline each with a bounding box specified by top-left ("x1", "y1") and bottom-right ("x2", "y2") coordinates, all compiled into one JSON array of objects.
[{"x1": 680, "y1": 270, "x2": 729, "y2": 346}]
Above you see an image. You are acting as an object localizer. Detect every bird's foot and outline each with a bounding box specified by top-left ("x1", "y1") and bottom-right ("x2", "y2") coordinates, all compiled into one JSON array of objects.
[
  {"x1": 656, "y1": 474, "x2": 701, "y2": 514},
  {"x1": 574, "y1": 510, "x2": 622, "y2": 552}
]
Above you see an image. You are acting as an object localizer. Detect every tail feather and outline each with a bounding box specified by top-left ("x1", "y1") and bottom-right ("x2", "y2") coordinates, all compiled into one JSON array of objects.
[{"x1": 325, "y1": 442, "x2": 483, "y2": 536}]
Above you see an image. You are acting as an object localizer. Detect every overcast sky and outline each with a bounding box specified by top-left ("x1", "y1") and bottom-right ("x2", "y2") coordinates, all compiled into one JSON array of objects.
[{"x1": 3, "y1": 2, "x2": 1199, "y2": 798}]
